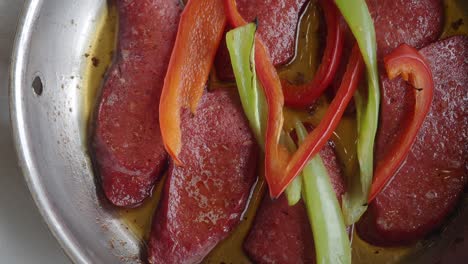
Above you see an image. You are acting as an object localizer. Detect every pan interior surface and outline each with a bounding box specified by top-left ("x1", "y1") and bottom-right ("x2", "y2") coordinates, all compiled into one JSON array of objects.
[{"x1": 11, "y1": 1, "x2": 142, "y2": 263}]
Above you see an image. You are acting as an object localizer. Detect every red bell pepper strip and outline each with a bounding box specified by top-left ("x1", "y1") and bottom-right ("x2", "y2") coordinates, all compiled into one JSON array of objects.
[
  {"x1": 224, "y1": 0, "x2": 364, "y2": 197},
  {"x1": 224, "y1": 0, "x2": 248, "y2": 27},
  {"x1": 282, "y1": 0, "x2": 344, "y2": 108},
  {"x1": 159, "y1": 0, "x2": 226, "y2": 164},
  {"x1": 368, "y1": 44, "x2": 434, "y2": 202},
  {"x1": 256, "y1": 41, "x2": 291, "y2": 197},
  {"x1": 223, "y1": 0, "x2": 290, "y2": 196},
  {"x1": 273, "y1": 45, "x2": 364, "y2": 197}
]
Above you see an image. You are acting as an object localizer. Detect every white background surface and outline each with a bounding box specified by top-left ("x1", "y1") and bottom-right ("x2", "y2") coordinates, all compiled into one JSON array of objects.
[{"x1": 0, "y1": 0, "x2": 70, "y2": 263}]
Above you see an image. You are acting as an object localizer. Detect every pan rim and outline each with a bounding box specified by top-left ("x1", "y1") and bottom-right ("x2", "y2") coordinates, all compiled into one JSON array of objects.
[{"x1": 9, "y1": 0, "x2": 89, "y2": 263}]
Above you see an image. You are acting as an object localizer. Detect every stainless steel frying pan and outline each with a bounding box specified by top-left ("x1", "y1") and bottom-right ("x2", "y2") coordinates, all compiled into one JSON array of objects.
[
  {"x1": 10, "y1": 0, "x2": 143, "y2": 263},
  {"x1": 9, "y1": 0, "x2": 468, "y2": 263}
]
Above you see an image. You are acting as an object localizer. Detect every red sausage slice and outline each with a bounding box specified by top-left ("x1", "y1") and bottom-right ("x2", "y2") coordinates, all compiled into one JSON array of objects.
[
  {"x1": 245, "y1": 197, "x2": 316, "y2": 264},
  {"x1": 358, "y1": 36, "x2": 468, "y2": 245},
  {"x1": 367, "y1": 0, "x2": 443, "y2": 59},
  {"x1": 215, "y1": 0, "x2": 307, "y2": 80},
  {"x1": 237, "y1": 0, "x2": 308, "y2": 65},
  {"x1": 92, "y1": 0, "x2": 181, "y2": 207},
  {"x1": 244, "y1": 143, "x2": 345, "y2": 264},
  {"x1": 148, "y1": 89, "x2": 258, "y2": 264}
]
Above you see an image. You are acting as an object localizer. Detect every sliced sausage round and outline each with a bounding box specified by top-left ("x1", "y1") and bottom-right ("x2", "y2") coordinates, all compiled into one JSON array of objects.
[
  {"x1": 148, "y1": 89, "x2": 258, "y2": 264},
  {"x1": 244, "y1": 143, "x2": 345, "y2": 263},
  {"x1": 215, "y1": 0, "x2": 307, "y2": 80},
  {"x1": 92, "y1": 0, "x2": 181, "y2": 207},
  {"x1": 358, "y1": 36, "x2": 468, "y2": 246},
  {"x1": 367, "y1": 0, "x2": 443, "y2": 59}
]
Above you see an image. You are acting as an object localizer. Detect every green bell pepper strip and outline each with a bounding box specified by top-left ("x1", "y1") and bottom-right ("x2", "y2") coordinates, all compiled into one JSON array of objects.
[
  {"x1": 227, "y1": 21, "x2": 350, "y2": 262},
  {"x1": 296, "y1": 122, "x2": 351, "y2": 264},
  {"x1": 227, "y1": 23, "x2": 301, "y2": 205},
  {"x1": 342, "y1": 91, "x2": 368, "y2": 224},
  {"x1": 226, "y1": 23, "x2": 267, "y2": 146},
  {"x1": 334, "y1": 0, "x2": 380, "y2": 224},
  {"x1": 283, "y1": 132, "x2": 302, "y2": 206}
]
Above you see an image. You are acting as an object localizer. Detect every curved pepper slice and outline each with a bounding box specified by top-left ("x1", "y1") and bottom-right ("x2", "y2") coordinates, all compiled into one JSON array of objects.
[
  {"x1": 368, "y1": 44, "x2": 434, "y2": 202},
  {"x1": 159, "y1": 0, "x2": 226, "y2": 164},
  {"x1": 275, "y1": 45, "x2": 364, "y2": 197},
  {"x1": 282, "y1": 0, "x2": 344, "y2": 108},
  {"x1": 224, "y1": 0, "x2": 364, "y2": 197},
  {"x1": 224, "y1": 0, "x2": 288, "y2": 197}
]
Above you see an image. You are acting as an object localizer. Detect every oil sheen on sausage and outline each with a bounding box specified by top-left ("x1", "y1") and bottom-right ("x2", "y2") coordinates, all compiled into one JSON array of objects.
[
  {"x1": 148, "y1": 89, "x2": 258, "y2": 264},
  {"x1": 92, "y1": 0, "x2": 181, "y2": 207},
  {"x1": 358, "y1": 36, "x2": 468, "y2": 245}
]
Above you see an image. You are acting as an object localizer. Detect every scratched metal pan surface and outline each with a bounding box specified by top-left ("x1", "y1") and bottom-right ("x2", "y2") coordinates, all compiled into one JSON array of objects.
[{"x1": 9, "y1": 0, "x2": 468, "y2": 263}]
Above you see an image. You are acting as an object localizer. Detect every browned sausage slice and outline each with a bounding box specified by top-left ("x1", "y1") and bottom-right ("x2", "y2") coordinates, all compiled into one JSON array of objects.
[
  {"x1": 92, "y1": 0, "x2": 181, "y2": 207},
  {"x1": 244, "y1": 143, "x2": 345, "y2": 264},
  {"x1": 367, "y1": 0, "x2": 443, "y2": 59},
  {"x1": 148, "y1": 89, "x2": 258, "y2": 264},
  {"x1": 237, "y1": 0, "x2": 308, "y2": 65},
  {"x1": 215, "y1": 0, "x2": 308, "y2": 80},
  {"x1": 245, "y1": 197, "x2": 316, "y2": 264},
  {"x1": 357, "y1": 36, "x2": 468, "y2": 245}
]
